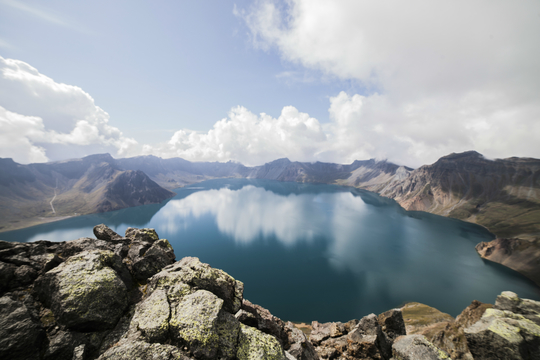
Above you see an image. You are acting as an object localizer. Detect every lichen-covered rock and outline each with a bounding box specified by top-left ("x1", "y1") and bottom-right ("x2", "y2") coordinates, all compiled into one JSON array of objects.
[
  {"x1": 93, "y1": 224, "x2": 123, "y2": 241},
  {"x1": 464, "y1": 307, "x2": 540, "y2": 360},
  {"x1": 130, "y1": 238, "x2": 176, "y2": 282},
  {"x1": 98, "y1": 339, "x2": 191, "y2": 360},
  {"x1": 131, "y1": 289, "x2": 170, "y2": 342},
  {"x1": 149, "y1": 257, "x2": 244, "y2": 314},
  {"x1": 34, "y1": 250, "x2": 129, "y2": 331},
  {"x1": 169, "y1": 289, "x2": 240, "y2": 359},
  {"x1": 238, "y1": 323, "x2": 287, "y2": 360},
  {"x1": 0, "y1": 294, "x2": 44, "y2": 360},
  {"x1": 494, "y1": 291, "x2": 540, "y2": 318},
  {"x1": 125, "y1": 227, "x2": 159, "y2": 242},
  {"x1": 392, "y1": 334, "x2": 451, "y2": 360}
]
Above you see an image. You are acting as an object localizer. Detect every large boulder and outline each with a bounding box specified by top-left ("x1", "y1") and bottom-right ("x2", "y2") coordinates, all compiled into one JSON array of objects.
[
  {"x1": 378, "y1": 308, "x2": 406, "y2": 342},
  {"x1": 128, "y1": 238, "x2": 176, "y2": 282},
  {"x1": 464, "y1": 307, "x2": 540, "y2": 360},
  {"x1": 149, "y1": 256, "x2": 244, "y2": 314},
  {"x1": 93, "y1": 224, "x2": 123, "y2": 241},
  {"x1": 169, "y1": 289, "x2": 240, "y2": 360},
  {"x1": 130, "y1": 289, "x2": 170, "y2": 343},
  {"x1": 392, "y1": 334, "x2": 451, "y2": 360},
  {"x1": 34, "y1": 250, "x2": 130, "y2": 331},
  {"x1": 238, "y1": 323, "x2": 287, "y2": 360}
]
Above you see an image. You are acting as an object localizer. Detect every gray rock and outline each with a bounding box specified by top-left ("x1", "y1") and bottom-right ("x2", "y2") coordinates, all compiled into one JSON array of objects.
[
  {"x1": 93, "y1": 224, "x2": 123, "y2": 241},
  {"x1": 43, "y1": 330, "x2": 75, "y2": 360},
  {"x1": 125, "y1": 227, "x2": 160, "y2": 242},
  {"x1": 378, "y1": 308, "x2": 406, "y2": 341},
  {"x1": 284, "y1": 322, "x2": 319, "y2": 360},
  {"x1": 0, "y1": 260, "x2": 16, "y2": 292},
  {"x1": 238, "y1": 299, "x2": 288, "y2": 347},
  {"x1": 495, "y1": 291, "x2": 540, "y2": 316},
  {"x1": 392, "y1": 334, "x2": 451, "y2": 360},
  {"x1": 347, "y1": 314, "x2": 387, "y2": 360},
  {"x1": 169, "y1": 289, "x2": 238, "y2": 359},
  {"x1": 130, "y1": 238, "x2": 176, "y2": 282},
  {"x1": 464, "y1": 307, "x2": 540, "y2": 360},
  {"x1": 98, "y1": 339, "x2": 191, "y2": 360},
  {"x1": 14, "y1": 264, "x2": 38, "y2": 285},
  {"x1": 0, "y1": 295, "x2": 44, "y2": 360},
  {"x1": 150, "y1": 257, "x2": 244, "y2": 314},
  {"x1": 34, "y1": 250, "x2": 129, "y2": 331},
  {"x1": 309, "y1": 321, "x2": 333, "y2": 345},
  {"x1": 347, "y1": 333, "x2": 381, "y2": 359},
  {"x1": 238, "y1": 323, "x2": 287, "y2": 360},
  {"x1": 131, "y1": 289, "x2": 170, "y2": 343}
]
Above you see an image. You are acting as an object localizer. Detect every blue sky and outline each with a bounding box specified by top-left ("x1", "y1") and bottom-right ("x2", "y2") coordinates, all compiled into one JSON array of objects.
[{"x1": 1, "y1": 0, "x2": 539, "y2": 167}]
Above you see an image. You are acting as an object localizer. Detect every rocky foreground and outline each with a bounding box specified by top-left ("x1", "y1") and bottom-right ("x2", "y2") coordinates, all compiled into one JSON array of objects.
[{"x1": 1, "y1": 225, "x2": 540, "y2": 360}]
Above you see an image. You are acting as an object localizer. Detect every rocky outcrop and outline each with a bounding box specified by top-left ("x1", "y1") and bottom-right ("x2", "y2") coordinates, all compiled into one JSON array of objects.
[
  {"x1": 402, "y1": 300, "x2": 493, "y2": 360},
  {"x1": 464, "y1": 291, "x2": 540, "y2": 360},
  {"x1": 475, "y1": 238, "x2": 540, "y2": 287},
  {"x1": 306, "y1": 309, "x2": 406, "y2": 360},
  {"x1": 0, "y1": 224, "x2": 177, "y2": 360},
  {"x1": 0, "y1": 224, "x2": 315, "y2": 360},
  {"x1": 2, "y1": 225, "x2": 540, "y2": 360}
]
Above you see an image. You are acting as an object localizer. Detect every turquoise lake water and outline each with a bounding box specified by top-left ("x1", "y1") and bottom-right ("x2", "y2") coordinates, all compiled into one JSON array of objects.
[{"x1": 2, "y1": 178, "x2": 539, "y2": 322}]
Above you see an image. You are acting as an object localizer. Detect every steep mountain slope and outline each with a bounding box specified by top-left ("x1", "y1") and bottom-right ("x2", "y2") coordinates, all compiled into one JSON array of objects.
[
  {"x1": 117, "y1": 155, "x2": 250, "y2": 189},
  {"x1": 0, "y1": 154, "x2": 175, "y2": 232},
  {"x1": 118, "y1": 155, "x2": 413, "y2": 192},
  {"x1": 379, "y1": 151, "x2": 540, "y2": 238},
  {"x1": 375, "y1": 151, "x2": 540, "y2": 286}
]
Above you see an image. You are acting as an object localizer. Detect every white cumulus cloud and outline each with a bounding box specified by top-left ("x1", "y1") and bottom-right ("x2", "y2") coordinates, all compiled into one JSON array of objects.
[
  {"x1": 143, "y1": 105, "x2": 327, "y2": 166},
  {"x1": 0, "y1": 56, "x2": 139, "y2": 163},
  {"x1": 234, "y1": 0, "x2": 540, "y2": 166}
]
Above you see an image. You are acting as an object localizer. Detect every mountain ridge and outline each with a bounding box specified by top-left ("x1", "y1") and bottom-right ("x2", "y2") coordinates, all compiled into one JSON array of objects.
[{"x1": 2, "y1": 151, "x2": 539, "y2": 286}]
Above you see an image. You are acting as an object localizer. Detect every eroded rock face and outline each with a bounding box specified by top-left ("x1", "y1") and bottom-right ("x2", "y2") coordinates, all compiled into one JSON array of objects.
[{"x1": 464, "y1": 292, "x2": 540, "y2": 360}]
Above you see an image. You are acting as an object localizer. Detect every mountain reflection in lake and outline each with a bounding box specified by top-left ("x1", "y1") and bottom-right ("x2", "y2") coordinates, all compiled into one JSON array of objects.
[{"x1": 2, "y1": 178, "x2": 539, "y2": 322}]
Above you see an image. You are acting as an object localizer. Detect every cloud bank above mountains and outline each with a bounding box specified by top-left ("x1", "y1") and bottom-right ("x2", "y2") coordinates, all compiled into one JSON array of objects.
[
  {"x1": 0, "y1": 57, "x2": 137, "y2": 163},
  {"x1": 1, "y1": 0, "x2": 539, "y2": 167}
]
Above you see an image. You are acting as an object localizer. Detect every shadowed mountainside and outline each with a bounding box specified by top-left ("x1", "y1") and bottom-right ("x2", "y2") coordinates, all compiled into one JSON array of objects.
[{"x1": 0, "y1": 154, "x2": 175, "y2": 232}]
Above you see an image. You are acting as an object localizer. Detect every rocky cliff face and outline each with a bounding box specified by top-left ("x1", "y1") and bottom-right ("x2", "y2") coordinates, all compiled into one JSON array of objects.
[
  {"x1": 2, "y1": 226, "x2": 539, "y2": 360},
  {"x1": 379, "y1": 151, "x2": 540, "y2": 238},
  {"x1": 376, "y1": 151, "x2": 540, "y2": 287},
  {"x1": 0, "y1": 155, "x2": 175, "y2": 232}
]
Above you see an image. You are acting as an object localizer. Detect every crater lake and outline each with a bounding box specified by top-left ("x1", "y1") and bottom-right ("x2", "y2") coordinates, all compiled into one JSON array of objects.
[{"x1": 2, "y1": 178, "x2": 539, "y2": 322}]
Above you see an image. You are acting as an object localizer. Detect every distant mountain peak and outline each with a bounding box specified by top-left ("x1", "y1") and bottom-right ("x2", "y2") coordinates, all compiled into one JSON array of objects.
[
  {"x1": 268, "y1": 158, "x2": 291, "y2": 164},
  {"x1": 439, "y1": 150, "x2": 484, "y2": 161}
]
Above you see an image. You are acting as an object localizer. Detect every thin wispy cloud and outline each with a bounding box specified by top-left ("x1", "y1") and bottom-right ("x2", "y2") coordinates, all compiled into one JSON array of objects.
[{"x1": 0, "y1": 0, "x2": 89, "y2": 33}]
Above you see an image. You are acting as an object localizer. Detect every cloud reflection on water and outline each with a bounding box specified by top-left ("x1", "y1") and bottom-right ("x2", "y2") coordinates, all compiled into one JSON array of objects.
[{"x1": 160, "y1": 185, "x2": 328, "y2": 245}]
